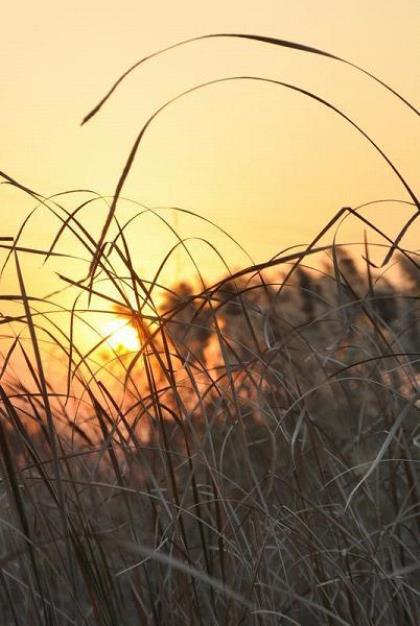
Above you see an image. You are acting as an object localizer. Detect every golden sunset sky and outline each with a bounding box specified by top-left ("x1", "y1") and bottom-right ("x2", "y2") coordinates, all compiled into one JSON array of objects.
[{"x1": 1, "y1": 0, "x2": 419, "y2": 291}]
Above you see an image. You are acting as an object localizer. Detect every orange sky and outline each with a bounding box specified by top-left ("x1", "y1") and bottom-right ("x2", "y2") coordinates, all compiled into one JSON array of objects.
[{"x1": 1, "y1": 1, "x2": 419, "y2": 293}]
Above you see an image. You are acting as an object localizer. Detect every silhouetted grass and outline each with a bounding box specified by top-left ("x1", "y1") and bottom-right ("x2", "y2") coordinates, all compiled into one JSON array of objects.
[{"x1": 0, "y1": 34, "x2": 419, "y2": 625}]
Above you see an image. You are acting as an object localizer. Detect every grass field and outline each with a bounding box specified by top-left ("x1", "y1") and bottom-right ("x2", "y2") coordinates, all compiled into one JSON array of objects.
[{"x1": 0, "y1": 34, "x2": 419, "y2": 625}]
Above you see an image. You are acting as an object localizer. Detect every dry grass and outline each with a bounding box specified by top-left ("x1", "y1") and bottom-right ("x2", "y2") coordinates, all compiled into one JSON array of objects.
[{"x1": 0, "y1": 34, "x2": 419, "y2": 625}]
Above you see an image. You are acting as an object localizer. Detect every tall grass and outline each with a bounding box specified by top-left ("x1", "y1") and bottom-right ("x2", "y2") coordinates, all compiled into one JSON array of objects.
[{"x1": 0, "y1": 34, "x2": 419, "y2": 625}]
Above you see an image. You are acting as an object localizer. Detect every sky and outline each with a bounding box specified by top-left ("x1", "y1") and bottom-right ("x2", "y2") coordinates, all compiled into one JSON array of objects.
[{"x1": 1, "y1": 0, "x2": 419, "y2": 293}]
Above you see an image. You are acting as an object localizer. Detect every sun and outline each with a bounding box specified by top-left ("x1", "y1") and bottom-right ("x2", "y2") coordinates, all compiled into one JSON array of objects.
[{"x1": 103, "y1": 318, "x2": 141, "y2": 353}]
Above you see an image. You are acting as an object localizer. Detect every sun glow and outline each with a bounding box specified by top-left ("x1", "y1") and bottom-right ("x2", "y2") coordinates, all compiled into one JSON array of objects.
[{"x1": 103, "y1": 318, "x2": 141, "y2": 353}]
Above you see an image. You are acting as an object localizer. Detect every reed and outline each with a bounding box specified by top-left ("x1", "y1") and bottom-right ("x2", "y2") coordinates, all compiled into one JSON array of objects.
[{"x1": 0, "y1": 34, "x2": 418, "y2": 625}]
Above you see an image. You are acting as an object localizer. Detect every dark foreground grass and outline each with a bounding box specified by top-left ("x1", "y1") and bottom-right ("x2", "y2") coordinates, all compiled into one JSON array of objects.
[{"x1": 0, "y1": 34, "x2": 419, "y2": 625}]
